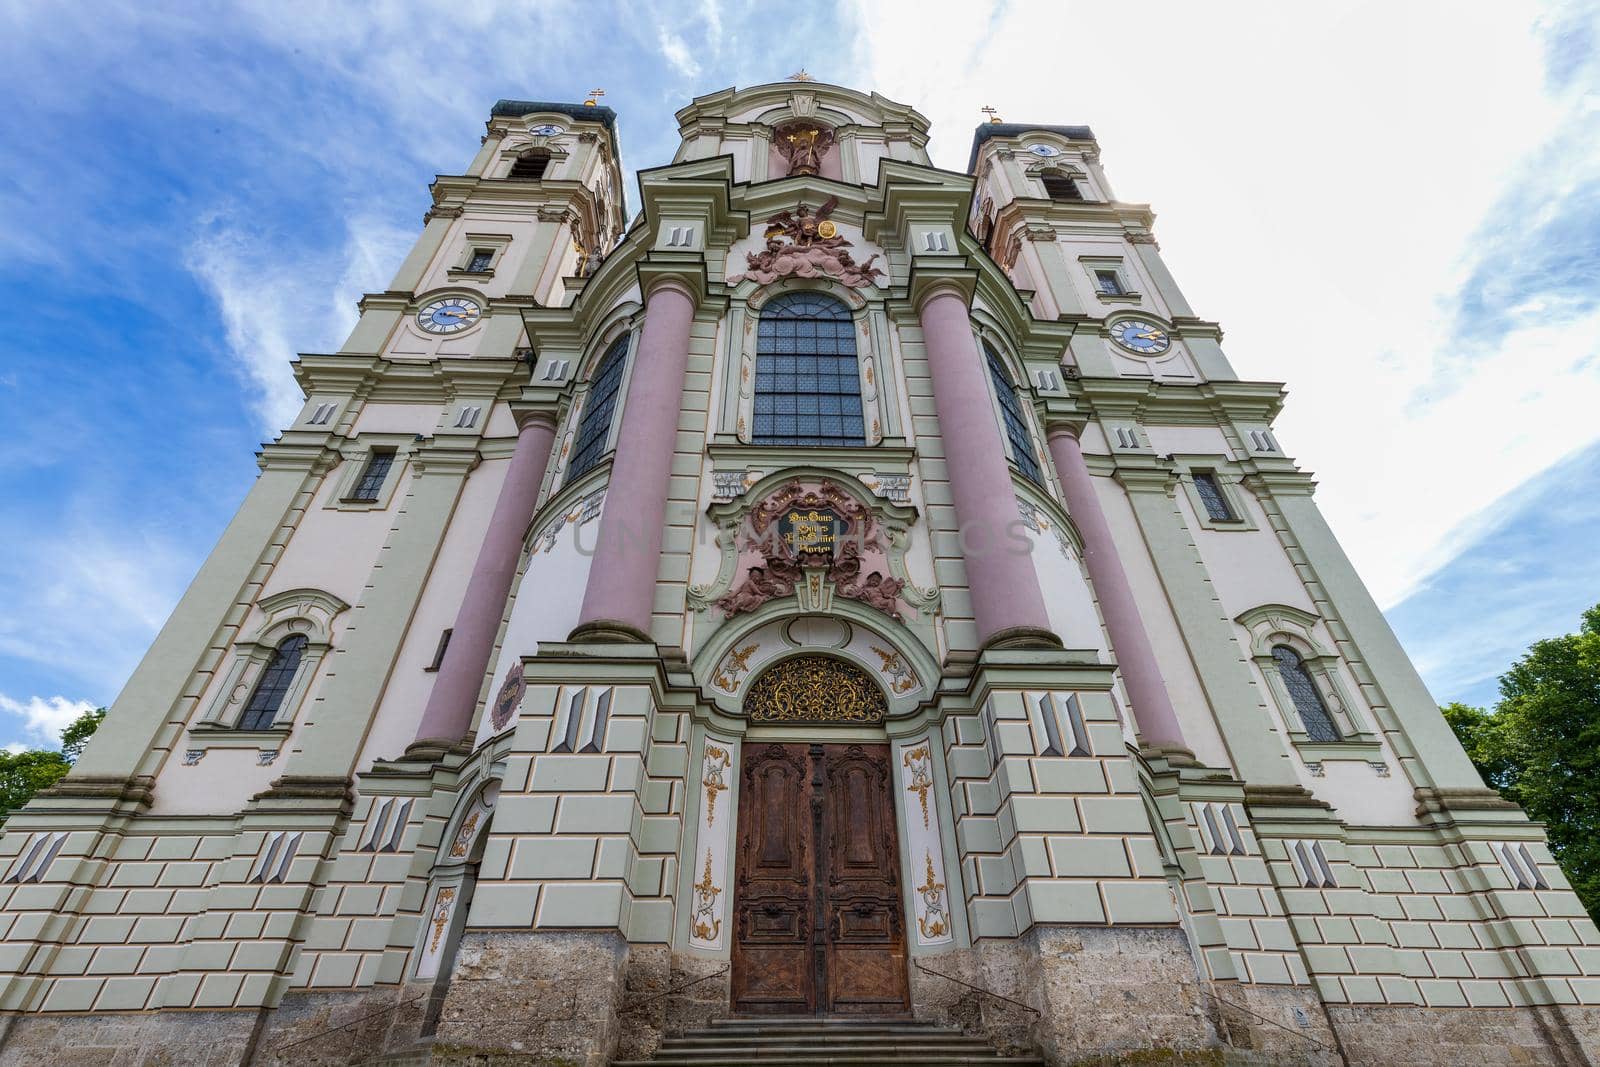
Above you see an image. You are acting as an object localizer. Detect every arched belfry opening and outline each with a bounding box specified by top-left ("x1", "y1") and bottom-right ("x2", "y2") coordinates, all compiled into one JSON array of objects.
[{"x1": 730, "y1": 654, "x2": 908, "y2": 1016}]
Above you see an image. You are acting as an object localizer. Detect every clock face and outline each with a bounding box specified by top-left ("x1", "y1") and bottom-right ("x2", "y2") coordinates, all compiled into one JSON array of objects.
[
  {"x1": 1027, "y1": 144, "x2": 1061, "y2": 157},
  {"x1": 417, "y1": 297, "x2": 481, "y2": 334},
  {"x1": 527, "y1": 123, "x2": 562, "y2": 137},
  {"x1": 1109, "y1": 318, "x2": 1171, "y2": 354}
]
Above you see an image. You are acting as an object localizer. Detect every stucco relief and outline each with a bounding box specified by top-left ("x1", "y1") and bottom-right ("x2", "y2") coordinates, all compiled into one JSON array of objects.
[
  {"x1": 691, "y1": 478, "x2": 935, "y2": 625},
  {"x1": 688, "y1": 736, "x2": 738, "y2": 950},
  {"x1": 897, "y1": 734, "x2": 954, "y2": 946},
  {"x1": 727, "y1": 198, "x2": 884, "y2": 288}
]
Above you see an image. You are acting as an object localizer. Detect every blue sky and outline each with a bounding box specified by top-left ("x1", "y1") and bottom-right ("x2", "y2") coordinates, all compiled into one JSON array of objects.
[{"x1": 1, "y1": 1, "x2": 1596, "y2": 750}]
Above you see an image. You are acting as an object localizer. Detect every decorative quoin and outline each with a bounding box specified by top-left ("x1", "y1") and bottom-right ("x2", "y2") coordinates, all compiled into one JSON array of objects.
[{"x1": 745, "y1": 655, "x2": 887, "y2": 723}]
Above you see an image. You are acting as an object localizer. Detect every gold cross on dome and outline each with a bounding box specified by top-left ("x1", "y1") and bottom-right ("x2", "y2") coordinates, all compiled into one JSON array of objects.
[
  {"x1": 584, "y1": 88, "x2": 606, "y2": 106},
  {"x1": 788, "y1": 68, "x2": 814, "y2": 82},
  {"x1": 981, "y1": 106, "x2": 1002, "y2": 124}
]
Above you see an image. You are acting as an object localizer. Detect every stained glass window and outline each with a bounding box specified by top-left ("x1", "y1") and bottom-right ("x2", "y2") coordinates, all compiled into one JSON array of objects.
[
  {"x1": 567, "y1": 335, "x2": 630, "y2": 479},
  {"x1": 1272, "y1": 645, "x2": 1341, "y2": 742},
  {"x1": 752, "y1": 292, "x2": 865, "y2": 447},
  {"x1": 239, "y1": 635, "x2": 308, "y2": 731},
  {"x1": 348, "y1": 450, "x2": 395, "y2": 503},
  {"x1": 983, "y1": 343, "x2": 1043, "y2": 485},
  {"x1": 1193, "y1": 472, "x2": 1237, "y2": 522},
  {"x1": 467, "y1": 249, "x2": 494, "y2": 272},
  {"x1": 1094, "y1": 269, "x2": 1124, "y2": 295}
]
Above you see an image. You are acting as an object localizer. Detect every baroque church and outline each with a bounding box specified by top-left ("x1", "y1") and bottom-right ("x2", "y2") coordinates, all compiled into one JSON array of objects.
[{"x1": 1, "y1": 81, "x2": 1596, "y2": 1067}]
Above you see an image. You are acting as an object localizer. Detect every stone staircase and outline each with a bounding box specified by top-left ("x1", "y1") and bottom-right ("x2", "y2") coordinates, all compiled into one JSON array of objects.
[{"x1": 612, "y1": 1016, "x2": 1045, "y2": 1066}]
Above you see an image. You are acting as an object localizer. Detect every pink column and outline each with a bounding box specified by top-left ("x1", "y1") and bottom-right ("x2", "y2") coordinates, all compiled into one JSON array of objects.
[
  {"x1": 570, "y1": 279, "x2": 697, "y2": 641},
  {"x1": 1046, "y1": 425, "x2": 1188, "y2": 751},
  {"x1": 412, "y1": 411, "x2": 556, "y2": 748},
  {"x1": 918, "y1": 284, "x2": 1057, "y2": 649}
]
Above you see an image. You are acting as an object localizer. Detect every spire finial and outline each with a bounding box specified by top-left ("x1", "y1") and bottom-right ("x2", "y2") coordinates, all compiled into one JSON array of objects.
[
  {"x1": 981, "y1": 106, "x2": 1002, "y2": 124},
  {"x1": 583, "y1": 88, "x2": 606, "y2": 106},
  {"x1": 787, "y1": 68, "x2": 814, "y2": 82}
]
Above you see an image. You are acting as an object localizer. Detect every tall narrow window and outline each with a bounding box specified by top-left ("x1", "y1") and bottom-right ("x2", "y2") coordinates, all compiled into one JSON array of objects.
[
  {"x1": 1094, "y1": 269, "x2": 1125, "y2": 296},
  {"x1": 1272, "y1": 646, "x2": 1340, "y2": 742},
  {"x1": 983, "y1": 343, "x2": 1043, "y2": 485},
  {"x1": 1193, "y1": 472, "x2": 1237, "y2": 522},
  {"x1": 466, "y1": 248, "x2": 494, "y2": 272},
  {"x1": 508, "y1": 150, "x2": 550, "y2": 180},
  {"x1": 753, "y1": 291, "x2": 865, "y2": 447},
  {"x1": 239, "y1": 635, "x2": 308, "y2": 730},
  {"x1": 1041, "y1": 169, "x2": 1083, "y2": 201},
  {"x1": 567, "y1": 335, "x2": 629, "y2": 479},
  {"x1": 348, "y1": 449, "x2": 395, "y2": 503}
]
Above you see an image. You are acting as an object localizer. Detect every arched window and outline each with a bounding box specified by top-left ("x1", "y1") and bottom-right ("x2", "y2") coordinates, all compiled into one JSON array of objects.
[
  {"x1": 567, "y1": 334, "x2": 630, "y2": 479},
  {"x1": 753, "y1": 292, "x2": 865, "y2": 447},
  {"x1": 239, "y1": 635, "x2": 308, "y2": 731},
  {"x1": 1040, "y1": 169, "x2": 1083, "y2": 201},
  {"x1": 508, "y1": 150, "x2": 550, "y2": 181},
  {"x1": 1272, "y1": 646, "x2": 1341, "y2": 742},
  {"x1": 982, "y1": 343, "x2": 1043, "y2": 485}
]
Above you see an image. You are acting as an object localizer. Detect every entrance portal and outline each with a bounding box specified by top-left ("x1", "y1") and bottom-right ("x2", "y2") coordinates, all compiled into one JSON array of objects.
[{"x1": 730, "y1": 742, "x2": 909, "y2": 1015}]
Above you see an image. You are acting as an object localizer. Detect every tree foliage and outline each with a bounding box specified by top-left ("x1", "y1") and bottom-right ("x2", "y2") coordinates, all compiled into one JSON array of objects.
[
  {"x1": 1444, "y1": 605, "x2": 1600, "y2": 920},
  {"x1": 0, "y1": 707, "x2": 106, "y2": 824}
]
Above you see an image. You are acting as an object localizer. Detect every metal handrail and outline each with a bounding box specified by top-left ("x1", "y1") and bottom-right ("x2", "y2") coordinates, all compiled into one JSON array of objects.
[
  {"x1": 271, "y1": 990, "x2": 430, "y2": 1058},
  {"x1": 620, "y1": 964, "x2": 731, "y2": 1015},
  {"x1": 912, "y1": 960, "x2": 1040, "y2": 1016},
  {"x1": 1199, "y1": 987, "x2": 1344, "y2": 1059}
]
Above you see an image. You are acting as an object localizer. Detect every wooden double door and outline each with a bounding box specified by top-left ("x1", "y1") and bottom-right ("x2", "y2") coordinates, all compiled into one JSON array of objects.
[{"x1": 730, "y1": 742, "x2": 909, "y2": 1015}]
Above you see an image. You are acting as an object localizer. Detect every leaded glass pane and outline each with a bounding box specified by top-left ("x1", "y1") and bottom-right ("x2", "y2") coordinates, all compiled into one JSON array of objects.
[
  {"x1": 567, "y1": 335, "x2": 630, "y2": 479},
  {"x1": 1272, "y1": 645, "x2": 1340, "y2": 742},
  {"x1": 1193, "y1": 473, "x2": 1236, "y2": 522},
  {"x1": 349, "y1": 450, "x2": 394, "y2": 502},
  {"x1": 752, "y1": 292, "x2": 865, "y2": 446},
  {"x1": 983, "y1": 344, "x2": 1044, "y2": 485},
  {"x1": 239, "y1": 635, "x2": 308, "y2": 731}
]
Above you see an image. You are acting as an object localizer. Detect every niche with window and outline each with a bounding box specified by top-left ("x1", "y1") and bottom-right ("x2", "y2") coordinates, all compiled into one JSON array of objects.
[
  {"x1": 1235, "y1": 604, "x2": 1380, "y2": 759},
  {"x1": 192, "y1": 588, "x2": 349, "y2": 744},
  {"x1": 751, "y1": 291, "x2": 867, "y2": 447},
  {"x1": 981, "y1": 340, "x2": 1044, "y2": 485},
  {"x1": 564, "y1": 331, "x2": 632, "y2": 482},
  {"x1": 507, "y1": 149, "x2": 551, "y2": 181},
  {"x1": 1039, "y1": 168, "x2": 1084, "y2": 202},
  {"x1": 1172, "y1": 459, "x2": 1255, "y2": 531}
]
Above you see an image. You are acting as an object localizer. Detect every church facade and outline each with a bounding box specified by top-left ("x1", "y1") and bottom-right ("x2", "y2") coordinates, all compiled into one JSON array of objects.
[{"x1": 1, "y1": 82, "x2": 1596, "y2": 1066}]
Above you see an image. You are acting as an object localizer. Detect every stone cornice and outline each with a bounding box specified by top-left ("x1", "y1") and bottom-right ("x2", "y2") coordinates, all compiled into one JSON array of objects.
[{"x1": 292, "y1": 354, "x2": 527, "y2": 406}]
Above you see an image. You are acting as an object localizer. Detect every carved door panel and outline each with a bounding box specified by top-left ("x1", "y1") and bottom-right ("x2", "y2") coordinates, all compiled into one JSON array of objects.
[
  {"x1": 820, "y1": 743, "x2": 909, "y2": 1014},
  {"x1": 731, "y1": 743, "x2": 814, "y2": 1014},
  {"x1": 731, "y1": 742, "x2": 908, "y2": 1015}
]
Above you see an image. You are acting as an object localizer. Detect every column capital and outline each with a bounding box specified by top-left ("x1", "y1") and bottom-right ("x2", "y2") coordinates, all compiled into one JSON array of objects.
[
  {"x1": 906, "y1": 266, "x2": 977, "y2": 315},
  {"x1": 1044, "y1": 418, "x2": 1089, "y2": 442},
  {"x1": 510, "y1": 404, "x2": 560, "y2": 432},
  {"x1": 636, "y1": 258, "x2": 711, "y2": 311}
]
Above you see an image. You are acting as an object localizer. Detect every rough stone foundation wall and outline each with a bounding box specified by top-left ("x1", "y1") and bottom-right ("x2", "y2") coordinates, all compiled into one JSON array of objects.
[
  {"x1": 910, "y1": 925, "x2": 1217, "y2": 1063},
  {"x1": 430, "y1": 928, "x2": 628, "y2": 1066},
  {"x1": 0, "y1": 1007, "x2": 262, "y2": 1066}
]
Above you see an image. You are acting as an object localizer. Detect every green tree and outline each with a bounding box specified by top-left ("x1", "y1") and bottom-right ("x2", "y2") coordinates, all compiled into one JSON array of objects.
[
  {"x1": 0, "y1": 707, "x2": 106, "y2": 824},
  {"x1": 1443, "y1": 605, "x2": 1600, "y2": 920}
]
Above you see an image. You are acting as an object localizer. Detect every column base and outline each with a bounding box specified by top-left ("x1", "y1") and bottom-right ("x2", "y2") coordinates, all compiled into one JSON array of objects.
[
  {"x1": 568, "y1": 619, "x2": 654, "y2": 645},
  {"x1": 979, "y1": 625, "x2": 1064, "y2": 652}
]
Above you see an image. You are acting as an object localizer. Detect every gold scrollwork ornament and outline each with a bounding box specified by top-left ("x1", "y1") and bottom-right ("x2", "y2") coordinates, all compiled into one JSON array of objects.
[{"x1": 745, "y1": 655, "x2": 887, "y2": 723}]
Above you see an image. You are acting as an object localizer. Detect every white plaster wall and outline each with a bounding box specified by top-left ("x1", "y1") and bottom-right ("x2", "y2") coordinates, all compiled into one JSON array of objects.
[
  {"x1": 1143, "y1": 426, "x2": 1233, "y2": 457},
  {"x1": 476, "y1": 524, "x2": 596, "y2": 741},
  {"x1": 1028, "y1": 528, "x2": 1111, "y2": 656},
  {"x1": 355, "y1": 445, "x2": 513, "y2": 769},
  {"x1": 257, "y1": 466, "x2": 405, "y2": 607},
  {"x1": 415, "y1": 216, "x2": 542, "y2": 300},
  {"x1": 350, "y1": 402, "x2": 439, "y2": 438}
]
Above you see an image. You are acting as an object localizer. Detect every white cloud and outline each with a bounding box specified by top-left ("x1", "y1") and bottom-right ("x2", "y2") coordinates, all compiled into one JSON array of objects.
[
  {"x1": 190, "y1": 212, "x2": 413, "y2": 431},
  {"x1": 657, "y1": 27, "x2": 700, "y2": 79},
  {"x1": 0, "y1": 694, "x2": 96, "y2": 750},
  {"x1": 847, "y1": 0, "x2": 1600, "y2": 607}
]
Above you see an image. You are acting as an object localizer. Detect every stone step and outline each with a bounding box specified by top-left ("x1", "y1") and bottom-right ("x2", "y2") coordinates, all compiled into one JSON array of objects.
[
  {"x1": 662, "y1": 1035, "x2": 996, "y2": 1048},
  {"x1": 659, "y1": 1040, "x2": 1000, "y2": 1054},
  {"x1": 615, "y1": 1058, "x2": 1044, "y2": 1067}
]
